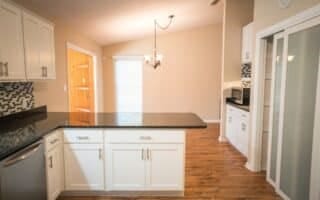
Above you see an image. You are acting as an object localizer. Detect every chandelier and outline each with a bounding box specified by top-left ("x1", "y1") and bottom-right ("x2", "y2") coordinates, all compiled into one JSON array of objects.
[{"x1": 144, "y1": 15, "x2": 175, "y2": 69}]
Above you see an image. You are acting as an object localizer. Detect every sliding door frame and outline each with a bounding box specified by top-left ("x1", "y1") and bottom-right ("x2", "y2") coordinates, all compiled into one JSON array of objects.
[
  {"x1": 266, "y1": 32, "x2": 284, "y2": 188},
  {"x1": 248, "y1": 3, "x2": 320, "y2": 172},
  {"x1": 276, "y1": 15, "x2": 320, "y2": 200}
]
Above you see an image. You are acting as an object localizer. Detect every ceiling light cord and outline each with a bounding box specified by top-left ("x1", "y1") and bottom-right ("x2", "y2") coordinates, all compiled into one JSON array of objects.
[{"x1": 155, "y1": 15, "x2": 174, "y2": 30}]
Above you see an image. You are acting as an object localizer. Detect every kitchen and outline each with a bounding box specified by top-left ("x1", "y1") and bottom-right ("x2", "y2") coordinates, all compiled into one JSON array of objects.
[{"x1": 0, "y1": 0, "x2": 320, "y2": 200}]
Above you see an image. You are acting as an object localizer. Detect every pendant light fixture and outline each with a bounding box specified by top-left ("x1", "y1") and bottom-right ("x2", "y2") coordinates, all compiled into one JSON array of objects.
[{"x1": 144, "y1": 15, "x2": 175, "y2": 69}]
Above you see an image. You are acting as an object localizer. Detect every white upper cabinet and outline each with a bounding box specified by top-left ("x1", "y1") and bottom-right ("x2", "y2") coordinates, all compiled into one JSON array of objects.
[
  {"x1": 0, "y1": 1, "x2": 26, "y2": 81},
  {"x1": 241, "y1": 22, "x2": 253, "y2": 64},
  {"x1": 23, "y1": 11, "x2": 56, "y2": 80}
]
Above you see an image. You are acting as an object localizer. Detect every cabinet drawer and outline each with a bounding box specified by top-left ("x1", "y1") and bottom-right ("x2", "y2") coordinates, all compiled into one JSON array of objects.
[
  {"x1": 105, "y1": 129, "x2": 185, "y2": 144},
  {"x1": 45, "y1": 129, "x2": 62, "y2": 152},
  {"x1": 64, "y1": 129, "x2": 103, "y2": 143}
]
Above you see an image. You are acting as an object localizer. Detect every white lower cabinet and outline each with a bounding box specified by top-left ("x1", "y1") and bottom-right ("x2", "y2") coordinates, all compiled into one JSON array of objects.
[
  {"x1": 226, "y1": 105, "x2": 249, "y2": 157},
  {"x1": 64, "y1": 143, "x2": 104, "y2": 190},
  {"x1": 44, "y1": 128, "x2": 186, "y2": 197},
  {"x1": 45, "y1": 130, "x2": 64, "y2": 200},
  {"x1": 146, "y1": 144, "x2": 184, "y2": 190},
  {"x1": 107, "y1": 144, "x2": 146, "y2": 190},
  {"x1": 105, "y1": 130, "x2": 185, "y2": 191}
]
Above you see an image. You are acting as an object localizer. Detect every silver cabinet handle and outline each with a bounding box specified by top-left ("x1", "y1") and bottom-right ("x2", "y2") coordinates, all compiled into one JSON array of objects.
[
  {"x1": 4, "y1": 142, "x2": 42, "y2": 167},
  {"x1": 99, "y1": 148, "x2": 102, "y2": 160},
  {"x1": 50, "y1": 138, "x2": 59, "y2": 145},
  {"x1": 147, "y1": 148, "x2": 151, "y2": 161},
  {"x1": 241, "y1": 123, "x2": 246, "y2": 131},
  {"x1": 49, "y1": 156, "x2": 53, "y2": 168},
  {"x1": 4, "y1": 62, "x2": 8, "y2": 77},
  {"x1": 141, "y1": 149, "x2": 145, "y2": 160},
  {"x1": 140, "y1": 136, "x2": 152, "y2": 140},
  {"x1": 41, "y1": 66, "x2": 48, "y2": 77},
  {"x1": 228, "y1": 117, "x2": 232, "y2": 123}
]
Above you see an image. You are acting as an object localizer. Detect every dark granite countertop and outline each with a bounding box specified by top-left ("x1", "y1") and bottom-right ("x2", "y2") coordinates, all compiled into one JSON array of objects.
[
  {"x1": 0, "y1": 106, "x2": 207, "y2": 160},
  {"x1": 226, "y1": 99, "x2": 250, "y2": 112}
]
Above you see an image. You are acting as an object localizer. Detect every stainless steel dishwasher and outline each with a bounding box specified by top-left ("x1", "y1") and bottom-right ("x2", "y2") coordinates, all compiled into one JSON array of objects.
[{"x1": 0, "y1": 140, "x2": 46, "y2": 200}]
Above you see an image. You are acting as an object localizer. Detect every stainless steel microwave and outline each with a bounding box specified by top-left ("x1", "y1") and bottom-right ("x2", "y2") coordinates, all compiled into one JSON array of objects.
[{"x1": 231, "y1": 87, "x2": 250, "y2": 105}]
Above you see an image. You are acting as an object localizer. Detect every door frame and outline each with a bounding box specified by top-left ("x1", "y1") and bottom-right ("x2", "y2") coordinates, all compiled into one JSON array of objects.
[
  {"x1": 247, "y1": 3, "x2": 320, "y2": 172},
  {"x1": 310, "y1": 51, "x2": 320, "y2": 200},
  {"x1": 66, "y1": 42, "x2": 98, "y2": 113},
  {"x1": 266, "y1": 32, "x2": 284, "y2": 188}
]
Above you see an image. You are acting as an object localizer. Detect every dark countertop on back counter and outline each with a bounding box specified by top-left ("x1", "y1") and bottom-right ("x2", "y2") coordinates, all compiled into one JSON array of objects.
[
  {"x1": 0, "y1": 106, "x2": 207, "y2": 160},
  {"x1": 226, "y1": 99, "x2": 250, "y2": 112}
]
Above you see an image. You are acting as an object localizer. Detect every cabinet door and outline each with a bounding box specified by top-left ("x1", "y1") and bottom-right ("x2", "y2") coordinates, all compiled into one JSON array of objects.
[
  {"x1": 64, "y1": 144, "x2": 104, "y2": 191},
  {"x1": 225, "y1": 105, "x2": 234, "y2": 141},
  {"x1": 146, "y1": 144, "x2": 184, "y2": 191},
  {"x1": 23, "y1": 12, "x2": 41, "y2": 79},
  {"x1": 38, "y1": 22, "x2": 55, "y2": 79},
  {"x1": 0, "y1": 2, "x2": 25, "y2": 80},
  {"x1": 239, "y1": 112, "x2": 249, "y2": 156},
  {"x1": 241, "y1": 23, "x2": 253, "y2": 64},
  {"x1": 23, "y1": 12, "x2": 56, "y2": 80},
  {"x1": 106, "y1": 144, "x2": 146, "y2": 191},
  {"x1": 46, "y1": 145, "x2": 63, "y2": 200}
]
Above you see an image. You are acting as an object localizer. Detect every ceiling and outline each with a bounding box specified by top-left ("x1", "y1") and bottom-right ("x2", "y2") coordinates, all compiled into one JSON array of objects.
[{"x1": 13, "y1": 0, "x2": 224, "y2": 45}]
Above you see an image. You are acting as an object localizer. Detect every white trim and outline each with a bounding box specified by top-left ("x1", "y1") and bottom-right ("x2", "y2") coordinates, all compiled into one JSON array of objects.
[
  {"x1": 248, "y1": 2, "x2": 320, "y2": 172},
  {"x1": 266, "y1": 33, "x2": 284, "y2": 188},
  {"x1": 66, "y1": 42, "x2": 99, "y2": 113},
  {"x1": 275, "y1": 28, "x2": 289, "y2": 200},
  {"x1": 310, "y1": 51, "x2": 320, "y2": 200},
  {"x1": 203, "y1": 119, "x2": 220, "y2": 123}
]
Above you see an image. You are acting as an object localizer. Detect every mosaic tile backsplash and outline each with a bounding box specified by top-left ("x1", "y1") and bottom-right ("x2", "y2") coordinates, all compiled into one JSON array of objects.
[
  {"x1": 0, "y1": 82, "x2": 35, "y2": 117},
  {"x1": 241, "y1": 63, "x2": 251, "y2": 78}
]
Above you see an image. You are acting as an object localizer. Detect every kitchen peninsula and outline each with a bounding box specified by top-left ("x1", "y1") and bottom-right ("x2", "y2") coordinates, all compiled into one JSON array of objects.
[{"x1": 0, "y1": 106, "x2": 206, "y2": 200}]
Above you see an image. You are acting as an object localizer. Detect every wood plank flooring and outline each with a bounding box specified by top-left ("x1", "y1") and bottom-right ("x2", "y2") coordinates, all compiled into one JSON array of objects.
[{"x1": 58, "y1": 124, "x2": 281, "y2": 200}]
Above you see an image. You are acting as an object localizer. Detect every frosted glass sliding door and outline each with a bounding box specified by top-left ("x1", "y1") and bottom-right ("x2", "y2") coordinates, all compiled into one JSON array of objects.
[
  {"x1": 267, "y1": 33, "x2": 284, "y2": 185},
  {"x1": 279, "y1": 18, "x2": 320, "y2": 200}
]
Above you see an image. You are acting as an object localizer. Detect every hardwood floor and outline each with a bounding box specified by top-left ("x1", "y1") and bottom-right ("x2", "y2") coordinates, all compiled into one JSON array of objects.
[{"x1": 59, "y1": 124, "x2": 281, "y2": 200}]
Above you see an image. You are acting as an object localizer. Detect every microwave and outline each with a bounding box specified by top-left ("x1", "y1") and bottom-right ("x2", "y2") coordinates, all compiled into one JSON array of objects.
[{"x1": 231, "y1": 87, "x2": 250, "y2": 105}]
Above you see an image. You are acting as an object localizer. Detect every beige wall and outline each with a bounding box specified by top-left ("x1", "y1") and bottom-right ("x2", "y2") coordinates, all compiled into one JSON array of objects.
[
  {"x1": 34, "y1": 23, "x2": 104, "y2": 112},
  {"x1": 103, "y1": 25, "x2": 222, "y2": 120},
  {"x1": 254, "y1": 0, "x2": 320, "y2": 32},
  {"x1": 222, "y1": 0, "x2": 254, "y2": 82},
  {"x1": 219, "y1": 0, "x2": 254, "y2": 141}
]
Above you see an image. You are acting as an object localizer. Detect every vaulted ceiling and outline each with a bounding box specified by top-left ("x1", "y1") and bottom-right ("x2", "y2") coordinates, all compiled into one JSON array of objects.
[{"x1": 13, "y1": 0, "x2": 223, "y2": 45}]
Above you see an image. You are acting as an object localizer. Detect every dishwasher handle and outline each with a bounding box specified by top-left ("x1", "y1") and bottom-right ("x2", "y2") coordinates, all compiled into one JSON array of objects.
[{"x1": 4, "y1": 141, "x2": 42, "y2": 167}]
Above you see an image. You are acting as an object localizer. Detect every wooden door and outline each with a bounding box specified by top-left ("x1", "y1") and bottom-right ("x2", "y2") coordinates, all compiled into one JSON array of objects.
[
  {"x1": 67, "y1": 48, "x2": 95, "y2": 123},
  {"x1": 146, "y1": 144, "x2": 184, "y2": 191},
  {"x1": 106, "y1": 144, "x2": 146, "y2": 191},
  {"x1": 64, "y1": 143, "x2": 104, "y2": 191}
]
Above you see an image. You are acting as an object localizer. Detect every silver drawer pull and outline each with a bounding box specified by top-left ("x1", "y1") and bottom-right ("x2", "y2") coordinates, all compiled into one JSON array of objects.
[
  {"x1": 140, "y1": 136, "x2": 152, "y2": 140},
  {"x1": 77, "y1": 136, "x2": 89, "y2": 140},
  {"x1": 50, "y1": 138, "x2": 59, "y2": 145}
]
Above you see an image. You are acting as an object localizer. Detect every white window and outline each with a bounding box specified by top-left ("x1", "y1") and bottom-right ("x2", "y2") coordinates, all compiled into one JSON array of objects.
[{"x1": 114, "y1": 57, "x2": 143, "y2": 112}]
